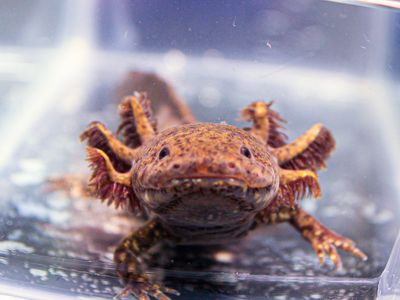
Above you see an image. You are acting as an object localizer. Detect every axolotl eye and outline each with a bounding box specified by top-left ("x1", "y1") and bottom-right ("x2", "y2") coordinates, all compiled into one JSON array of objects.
[
  {"x1": 240, "y1": 146, "x2": 252, "y2": 159},
  {"x1": 158, "y1": 147, "x2": 170, "y2": 160}
]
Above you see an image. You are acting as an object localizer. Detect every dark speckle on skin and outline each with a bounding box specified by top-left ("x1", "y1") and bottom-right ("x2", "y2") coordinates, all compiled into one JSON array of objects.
[{"x1": 132, "y1": 123, "x2": 279, "y2": 191}]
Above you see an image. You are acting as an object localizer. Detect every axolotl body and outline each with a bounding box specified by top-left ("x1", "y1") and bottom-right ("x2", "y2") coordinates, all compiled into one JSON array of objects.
[{"x1": 68, "y1": 73, "x2": 367, "y2": 299}]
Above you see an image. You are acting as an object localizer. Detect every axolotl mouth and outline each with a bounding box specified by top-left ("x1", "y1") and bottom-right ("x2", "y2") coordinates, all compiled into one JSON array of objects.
[{"x1": 135, "y1": 176, "x2": 276, "y2": 227}]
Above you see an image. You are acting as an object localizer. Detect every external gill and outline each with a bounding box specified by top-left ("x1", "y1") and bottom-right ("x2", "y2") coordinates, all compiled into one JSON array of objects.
[
  {"x1": 86, "y1": 147, "x2": 141, "y2": 214},
  {"x1": 241, "y1": 101, "x2": 288, "y2": 147},
  {"x1": 277, "y1": 169, "x2": 321, "y2": 209}
]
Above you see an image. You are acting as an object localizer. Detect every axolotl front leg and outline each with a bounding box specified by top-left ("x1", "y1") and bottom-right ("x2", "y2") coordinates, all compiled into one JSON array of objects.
[
  {"x1": 258, "y1": 206, "x2": 367, "y2": 269},
  {"x1": 114, "y1": 219, "x2": 180, "y2": 300}
]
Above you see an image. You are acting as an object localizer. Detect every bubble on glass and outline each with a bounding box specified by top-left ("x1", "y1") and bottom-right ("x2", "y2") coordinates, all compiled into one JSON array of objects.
[
  {"x1": 362, "y1": 202, "x2": 394, "y2": 224},
  {"x1": 163, "y1": 50, "x2": 187, "y2": 74},
  {"x1": 302, "y1": 198, "x2": 317, "y2": 214},
  {"x1": 199, "y1": 86, "x2": 221, "y2": 108}
]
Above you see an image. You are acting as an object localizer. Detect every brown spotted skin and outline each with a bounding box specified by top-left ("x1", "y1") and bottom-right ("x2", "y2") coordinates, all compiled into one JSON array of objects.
[
  {"x1": 133, "y1": 123, "x2": 279, "y2": 190},
  {"x1": 48, "y1": 73, "x2": 367, "y2": 300}
]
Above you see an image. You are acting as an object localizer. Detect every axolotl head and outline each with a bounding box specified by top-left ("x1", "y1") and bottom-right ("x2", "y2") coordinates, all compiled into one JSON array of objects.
[{"x1": 131, "y1": 123, "x2": 279, "y2": 229}]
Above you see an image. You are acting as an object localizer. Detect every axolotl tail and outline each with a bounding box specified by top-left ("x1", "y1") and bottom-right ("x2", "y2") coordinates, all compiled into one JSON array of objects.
[{"x1": 114, "y1": 71, "x2": 196, "y2": 130}]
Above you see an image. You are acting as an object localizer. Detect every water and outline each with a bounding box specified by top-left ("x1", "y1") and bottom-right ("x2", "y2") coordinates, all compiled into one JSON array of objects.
[{"x1": 0, "y1": 1, "x2": 399, "y2": 299}]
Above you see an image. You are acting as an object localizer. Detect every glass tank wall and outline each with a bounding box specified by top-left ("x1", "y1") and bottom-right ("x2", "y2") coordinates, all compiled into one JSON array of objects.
[{"x1": 0, "y1": 1, "x2": 399, "y2": 299}]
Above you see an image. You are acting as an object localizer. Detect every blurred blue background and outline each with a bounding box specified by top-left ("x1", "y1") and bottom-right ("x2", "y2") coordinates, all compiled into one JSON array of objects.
[
  {"x1": 96, "y1": 0, "x2": 400, "y2": 77},
  {"x1": 1, "y1": 0, "x2": 400, "y2": 77}
]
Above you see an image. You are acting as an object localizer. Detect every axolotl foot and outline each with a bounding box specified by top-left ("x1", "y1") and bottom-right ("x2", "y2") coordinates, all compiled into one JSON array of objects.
[
  {"x1": 114, "y1": 274, "x2": 179, "y2": 300},
  {"x1": 291, "y1": 209, "x2": 368, "y2": 269},
  {"x1": 114, "y1": 220, "x2": 180, "y2": 300}
]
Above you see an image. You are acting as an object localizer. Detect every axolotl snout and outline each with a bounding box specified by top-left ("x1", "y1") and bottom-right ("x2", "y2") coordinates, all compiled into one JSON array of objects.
[{"x1": 132, "y1": 123, "x2": 279, "y2": 241}]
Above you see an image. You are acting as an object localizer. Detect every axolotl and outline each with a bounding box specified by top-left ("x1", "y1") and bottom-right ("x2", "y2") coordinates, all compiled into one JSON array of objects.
[{"x1": 66, "y1": 74, "x2": 367, "y2": 299}]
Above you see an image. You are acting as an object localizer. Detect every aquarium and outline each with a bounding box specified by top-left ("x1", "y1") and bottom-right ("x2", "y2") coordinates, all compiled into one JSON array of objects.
[{"x1": 0, "y1": 0, "x2": 399, "y2": 299}]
